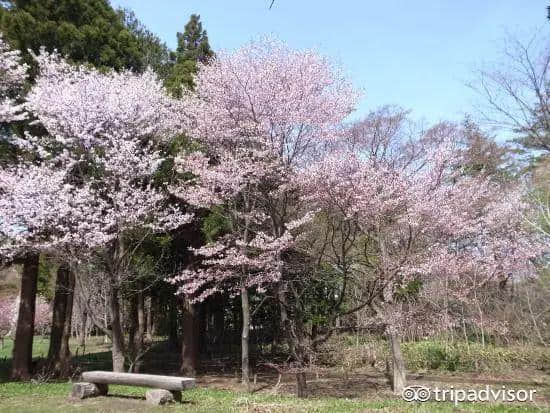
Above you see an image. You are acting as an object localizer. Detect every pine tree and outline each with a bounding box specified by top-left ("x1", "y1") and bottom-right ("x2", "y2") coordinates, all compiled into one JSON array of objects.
[
  {"x1": 118, "y1": 8, "x2": 171, "y2": 78},
  {"x1": 0, "y1": 0, "x2": 144, "y2": 75},
  {"x1": 176, "y1": 14, "x2": 213, "y2": 64},
  {"x1": 165, "y1": 14, "x2": 213, "y2": 96}
]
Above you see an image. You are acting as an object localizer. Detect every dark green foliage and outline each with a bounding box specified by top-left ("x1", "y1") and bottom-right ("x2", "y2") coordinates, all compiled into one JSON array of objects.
[
  {"x1": 118, "y1": 8, "x2": 171, "y2": 78},
  {"x1": 0, "y1": 0, "x2": 144, "y2": 76},
  {"x1": 176, "y1": 14, "x2": 213, "y2": 64},
  {"x1": 0, "y1": 132, "x2": 16, "y2": 165},
  {"x1": 0, "y1": 0, "x2": 152, "y2": 163},
  {"x1": 202, "y1": 207, "x2": 231, "y2": 243},
  {"x1": 394, "y1": 279, "x2": 422, "y2": 301},
  {"x1": 165, "y1": 14, "x2": 213, "y2": 96},
  {"x1": 303, "y1": 263, "x2": 347, "y2": 327},
  {"x1": 422, "y1": 343, "x2": 459, "y2": 371},
  {"x1": 165, "y1": 59, "x2": 196, "y2": 95},
  {"x1": 37, "y1": 255, "x2": 55, "y2": 301}
]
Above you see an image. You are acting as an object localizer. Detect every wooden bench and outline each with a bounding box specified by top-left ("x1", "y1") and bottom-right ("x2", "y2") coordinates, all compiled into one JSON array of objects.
[{"x1": 71, "y1": 370, "x2": 196, "y2": 405}]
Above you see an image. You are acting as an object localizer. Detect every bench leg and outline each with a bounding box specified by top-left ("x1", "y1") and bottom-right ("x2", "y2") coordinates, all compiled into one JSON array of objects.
[
  {"x1": 96, "y1": 383, "x2": 109, "y2": 396},
  {"x1": 71, "y1": 382, "x2": 108, "y2": 399},
  {"x1": 170, "y1": 391, "x2": 182, "y2": 403}
]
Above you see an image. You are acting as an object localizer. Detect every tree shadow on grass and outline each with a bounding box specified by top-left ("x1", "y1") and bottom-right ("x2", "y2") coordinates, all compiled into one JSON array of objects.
[
  {"x1": 0, "y1": 358, "x2": 11, "y2": 383},
  {"x1": 71, "y1": 350, "x2": 113, "y2": 372},
  {"x1": 104, "y1": 394, "x2": 144, "y2": 400},
  {"x1": 0, "y1": 339, "x2": 183, "y2": 385}
]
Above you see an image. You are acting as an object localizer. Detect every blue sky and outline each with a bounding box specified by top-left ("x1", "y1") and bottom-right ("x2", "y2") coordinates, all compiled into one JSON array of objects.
[{"x1": 111, "y1": 0, "x2": 547, "y2": 128}]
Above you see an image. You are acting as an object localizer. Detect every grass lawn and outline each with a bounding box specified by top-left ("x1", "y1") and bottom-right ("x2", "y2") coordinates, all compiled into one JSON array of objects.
[
  {"x1": 1, "y1": 337, "x2": 549, "y2": 412},
  {"x1": 0, "y1": 336, "x2": 110, "y2": 360},
  {"x1": 0, "y1": 382, "x2": 549, "y2": 413}
]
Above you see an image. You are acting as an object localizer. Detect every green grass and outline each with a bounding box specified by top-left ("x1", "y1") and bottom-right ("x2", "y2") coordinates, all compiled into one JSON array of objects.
[
  {"x1": 0, "y1": 382, "x2": 548, "y2": 413},
  {"x1": 0, "y1": 336, "x2": 113, "y2": 382},
  {"x1": 0, "y1": 337, "x2": 50, "y2": 360},
  {"x1": 402, "y1": 340, "x2": 550, "y2": 372},
  {"x1": 332, "y1": 336, "x2": 550, "y2": 373},
  {"x1": 0, "y1": 336, "x2": 110, "y2": 360},
  {"x1": 1, "y1": 336, "x2": 549, "y2": 412}
]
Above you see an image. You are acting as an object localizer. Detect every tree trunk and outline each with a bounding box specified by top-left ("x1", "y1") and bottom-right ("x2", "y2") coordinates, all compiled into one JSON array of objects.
[
  {"x1": 232, "y1": 298, "x2": 241, "y2": 348},
  {"x1": 47, "y1": 264, "x2": 69, "y2": 374},
  {"x1": 168, "y1": 295, "x2": 179, "y2": 350},
  {"x1": 146, "y1": 296, "x2": 154, "y2": 341},
  {"x1": 296, "y1": 372, "x2": 307, "y2": 397},
  {"x1": 103, "y1": 298, "x2": 110, "y2": 344},
  {"x1": 128, "y1": 288, "x2": 145, "y2": 373},
  {"x1": 387, "y1": 329, "x2": 406, "y2": 395},
  {"x1": 198, "y1": 302, "x2": 207, "y2": 353},
  {"x1": 136, "y1": 288, "x2": 145, "y2": 372},
  {"x1": 109, "y1": 286, "x2": 125, "y2": 372},
  {"x1": 128, "y1": 294, "x2": 138, "y2": 372},
  {"x1": 180, "y1": 297, "x2": 199, "y2": 376},
  {"x1": 11, "y1": 253, "x2": 39, "y2": 380},
  {"x1": 212, "y1": 295, "x2": 225, "y2": 354},
  {"x1": 79, "y1": 310, "x2": 87, "y2": 347},
  {"x1": 47, "y1": 263, "x2": 74, "y2": 377},
  {"x1": 241, "y1": 286, "x2": 250, "y2": 389},
  {"x1": 59, "y1": 270, "x2": 75, "y2": 376}
]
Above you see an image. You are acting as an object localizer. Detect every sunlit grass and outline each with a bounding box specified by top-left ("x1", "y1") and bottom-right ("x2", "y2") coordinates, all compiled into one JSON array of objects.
[
  {"x1": 0, "y1": 336, "x2": 548, "y2": 412},
  {"x1": 0, "y1": 383, "x2": 547, "y2": 413}
]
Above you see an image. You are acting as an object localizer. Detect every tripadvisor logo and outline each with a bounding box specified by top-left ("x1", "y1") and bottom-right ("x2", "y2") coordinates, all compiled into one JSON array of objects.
[{"x1": 402, "y1": 385, "x2": 537, "y2": 406}]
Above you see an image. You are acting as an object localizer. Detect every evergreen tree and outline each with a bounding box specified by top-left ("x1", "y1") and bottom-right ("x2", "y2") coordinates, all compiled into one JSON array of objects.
[
  {"x1": 118, "y1": 8, "x2": 171, "y2": 78},
  {"x1": 165, "y1": 14, "x2": 213, "y2": 96},
  {"x1": 176, "y1": 14, "x2": 213, "y2": 64},
  {"x1": 0, "y1": 0, "x2": 144, "y2": 75}
]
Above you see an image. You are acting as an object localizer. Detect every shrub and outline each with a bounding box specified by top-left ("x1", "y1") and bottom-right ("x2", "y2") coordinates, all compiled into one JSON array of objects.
[{"x1": 322, "y1": 335, "x2": 550, "y2": 373}]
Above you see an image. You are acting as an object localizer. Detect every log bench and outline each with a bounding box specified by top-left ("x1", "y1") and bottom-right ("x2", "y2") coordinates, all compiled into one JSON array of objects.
[{"x1": 71, "y1": 370, "x2": 196, "y2": 405}]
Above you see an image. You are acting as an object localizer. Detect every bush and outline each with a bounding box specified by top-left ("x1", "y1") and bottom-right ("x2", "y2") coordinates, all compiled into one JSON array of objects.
[
  {"x1": 321, "y1": 335, "x2": 550, "y2": 373},
  {"x1": 403, "y1": 340, "x2": 550, "y2": 372},
  {"x1": 402, "y1": 341, "x2": 460, "y2": 371}
]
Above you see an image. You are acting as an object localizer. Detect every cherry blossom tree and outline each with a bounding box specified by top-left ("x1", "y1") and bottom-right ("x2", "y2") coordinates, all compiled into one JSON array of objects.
[
  {"x1": 169, "y1": 38, "x2": 358, "y2": 387},
  {"x1": 0, "y1": 33, "x2": 33, "y2": 258},
  {"x1": 1, "y1": 50, "x2": 191, "y2": 372},
  {"x1": 300, "y1": 121, "x2": 542, "y2": 394},
  {"x1": 0, "y1": 34, "x2": 46, "y2": 380}
]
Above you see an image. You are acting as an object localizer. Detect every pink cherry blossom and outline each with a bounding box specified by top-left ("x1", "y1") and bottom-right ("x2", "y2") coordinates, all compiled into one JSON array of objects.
[
  {"x1": 169, "y1": 38, "x2": 357, "y2": 302},
  {"x1": 300, "y1": 124, "x2": 543, "y2": 331},
  {"x1": 1, "y1": 49, "x2": 192, "y2": 261},
  {"x1": 0, "y1": 34, "x2": 28, "y2": 123}
]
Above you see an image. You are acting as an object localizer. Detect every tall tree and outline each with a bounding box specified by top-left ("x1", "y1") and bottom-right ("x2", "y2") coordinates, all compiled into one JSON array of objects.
[
  {"x1": 169, "y1": 38, "x2": 357, "y2": 389},
  {"x1": 162, "y1": 13, "x2": 214, "y2": 375},
  {"x1": 117, "y1": 8, "x2": 171, "y2": 77},
  {"x1": 46, "y1": 263, "x2": 74, "y2": 377},
  {"x1": 164, "y1": 14, "x2": 213, "y2": 96},
  {"x1": 0, "y1": 0, "x2": 143, "y2": 76},
  {"x1": 0, "y1": 2, "x2": 161, "y2": 375},
  {"x1": 301, "y1": 122, "x2": 541, "y2": 394},
  {"x1": 10, "y1": 253, "x2": 38, "y2": 379},
  {"x1": 2, "y1": 50, "x2": 191, "y2": 372},
  {"x1": 0, "y1": 33, "x2": 39, "y2": 380},
  {"x1": 176, "y1": 14, "x2": 213, "y2": 64}
]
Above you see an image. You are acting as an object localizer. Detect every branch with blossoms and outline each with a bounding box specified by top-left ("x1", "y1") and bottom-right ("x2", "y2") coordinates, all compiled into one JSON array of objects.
[{"x1": 0, "y1": 46, "x2": 193, "y2": 372}]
